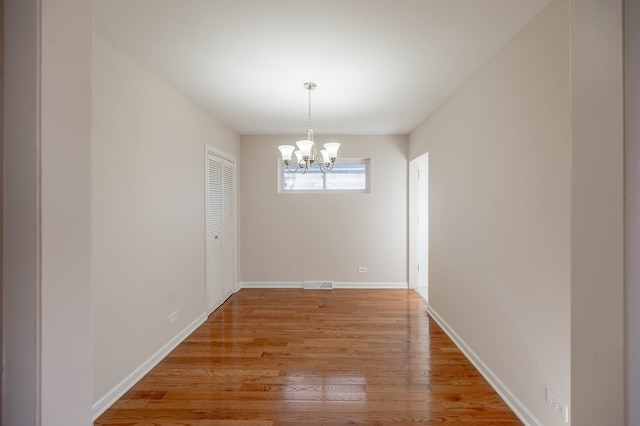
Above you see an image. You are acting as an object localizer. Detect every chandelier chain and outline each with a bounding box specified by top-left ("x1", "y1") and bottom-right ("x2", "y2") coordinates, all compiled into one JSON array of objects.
[{"x1": 307, "y1": 85, "x2": 312, "y2": 132}]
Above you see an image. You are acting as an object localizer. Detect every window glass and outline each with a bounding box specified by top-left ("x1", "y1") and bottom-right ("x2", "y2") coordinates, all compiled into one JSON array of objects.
[
  {"x1": 279, "y1": 158, "x2": 370, "y2": 193},
  {"x1": 326, "y1": 162, "x2": 367, "y2": 190},
  {"x1": 282, "y1": 167, "x2": 323, "y2": 190}
]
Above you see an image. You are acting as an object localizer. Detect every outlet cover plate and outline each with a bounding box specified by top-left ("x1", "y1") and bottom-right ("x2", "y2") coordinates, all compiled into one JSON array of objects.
[{"x1": 546, "y1": 388, "x2": 569, "y2": 423}]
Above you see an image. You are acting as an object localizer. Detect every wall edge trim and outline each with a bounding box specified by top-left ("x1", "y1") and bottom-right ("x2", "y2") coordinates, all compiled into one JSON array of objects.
[
  {"x1": 427, "y1": 306, "x2": 541, "y2": 426},
  {"x1": 91, "y1": 312, "x2": 208, "y2": 420}
]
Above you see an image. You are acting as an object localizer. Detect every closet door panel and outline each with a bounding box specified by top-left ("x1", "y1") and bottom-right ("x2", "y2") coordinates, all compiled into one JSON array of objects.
[
  {"x1": 221, "y1": 159, "x2": 234, "y2": 298},
  {"x1": 206, "y1": 150, "x2": 235, "y2": 315},
  {"x1": 206, "y1": 153, "x2": 223, "y2": 314}
]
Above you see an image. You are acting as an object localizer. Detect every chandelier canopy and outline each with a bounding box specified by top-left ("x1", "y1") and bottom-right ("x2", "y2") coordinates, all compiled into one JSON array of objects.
[{"x1": 278, "y1": 82, "x2": 340, "y2": 174}]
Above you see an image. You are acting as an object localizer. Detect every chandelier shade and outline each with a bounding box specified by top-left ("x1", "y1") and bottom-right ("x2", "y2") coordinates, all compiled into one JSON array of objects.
[
  {"x1": 278, "y1": 145, "x2": 295, "y2": 162},
  {"x1": 278, "y1": 82, "x2": 340, "y2": 174},
  {"x1": 296, "y1": 140, "x2": 314, "y2": 158},
  {"x1": 323, "y1": 142, "x2": 340, "y2": 158}
]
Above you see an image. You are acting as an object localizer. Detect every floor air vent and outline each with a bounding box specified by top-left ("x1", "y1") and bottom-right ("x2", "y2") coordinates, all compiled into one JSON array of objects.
[{"x1": 303, "y1": 281, "x2": 333, "y2": 290}]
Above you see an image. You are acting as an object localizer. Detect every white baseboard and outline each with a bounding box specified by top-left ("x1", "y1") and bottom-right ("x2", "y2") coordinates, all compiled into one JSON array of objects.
[
  {"x1": 427, "y1": 306, "x2": 541, "y2": 426},
  {"x1": 240, "y1": 281, "x2": 302, "y2": 288},
  {"x1": 239, "y1": 281, "x2": 408, "y2": 289},
  {"x1": 334, "y1": 282, "x2": 408, "y2": 289},
  {"x1": 414, "y1": 286, "x2": 428, "y2": 304},
  {"x1": 92, "y1": 312, "x2": 207, "y2": 420}
]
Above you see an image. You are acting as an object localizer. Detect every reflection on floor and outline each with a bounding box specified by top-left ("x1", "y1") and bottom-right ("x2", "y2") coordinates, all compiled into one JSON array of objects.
[{"x1": 95, "y1": 289, "x2": 522, "y2": 425}]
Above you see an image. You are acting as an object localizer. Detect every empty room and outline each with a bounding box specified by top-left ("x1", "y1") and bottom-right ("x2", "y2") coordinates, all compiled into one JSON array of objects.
[{"x1": 3, "y1": 0, "x2": 633, "y2": 425}]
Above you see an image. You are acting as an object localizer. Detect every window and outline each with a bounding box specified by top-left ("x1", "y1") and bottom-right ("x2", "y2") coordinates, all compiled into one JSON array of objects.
[{"x1": 279, "y1": 158, "x2": 370, "y2": 193}]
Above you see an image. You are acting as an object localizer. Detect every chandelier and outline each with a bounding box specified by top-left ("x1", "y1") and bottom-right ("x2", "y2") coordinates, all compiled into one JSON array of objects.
[{"x1": 278, "y1": 82, "x2": 340, "y2": 174}]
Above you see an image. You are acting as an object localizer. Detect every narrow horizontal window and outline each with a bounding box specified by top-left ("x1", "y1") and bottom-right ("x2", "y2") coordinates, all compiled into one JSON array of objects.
[{"x1": 279, "y1": 158, "x2": 370, "y2": 194}]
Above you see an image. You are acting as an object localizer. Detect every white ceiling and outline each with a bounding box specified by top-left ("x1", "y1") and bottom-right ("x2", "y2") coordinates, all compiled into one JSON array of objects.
[{"x1": 94, "y1": 0, "x2": 551, "y2": 135}]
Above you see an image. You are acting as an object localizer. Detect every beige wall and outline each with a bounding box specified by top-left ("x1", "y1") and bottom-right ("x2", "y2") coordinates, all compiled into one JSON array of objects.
[
  {"x1": 41, "y1": 1, "x2": 94, "y2": 424},
  {"x1": 570, "y1": 0, "x2": 625, "y2": 424},
  {"x1": 241, "y1": 135, "x2": 407, "y2": 285},
  {"x1": 92, "y1": 36, "x2": 240, "y2": 404},
  {"x1": 627, "y1": 0, "x2": 640, "y2": 423},
  {"x1": 409, "y1": 1, "x2": 570, "y2": 425}
]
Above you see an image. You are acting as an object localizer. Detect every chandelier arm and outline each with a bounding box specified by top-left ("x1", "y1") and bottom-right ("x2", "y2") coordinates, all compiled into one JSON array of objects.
[
  {"x1": 285, "y1": 157, "x2": 333, "y2": 174},
  {"x1": 285, "y1": 162, "x2": 300, "y2": 173},
  {"x1": 318, "y1": 159, "x2": 330, "y2": 174}
]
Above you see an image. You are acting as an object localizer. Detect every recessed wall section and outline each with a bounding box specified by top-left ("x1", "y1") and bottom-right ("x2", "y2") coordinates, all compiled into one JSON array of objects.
[{"x1": 241, "y1": 135, "x2": 407, "y2": 285}]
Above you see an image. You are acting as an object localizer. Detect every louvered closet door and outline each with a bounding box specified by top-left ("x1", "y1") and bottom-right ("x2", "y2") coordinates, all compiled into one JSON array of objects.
[
  {"x1": 206, "y1": 152, "x2": 235, "y2": 315},
  {"x1": 221, "y1": 159, "x2": 234, "y2": 298}
]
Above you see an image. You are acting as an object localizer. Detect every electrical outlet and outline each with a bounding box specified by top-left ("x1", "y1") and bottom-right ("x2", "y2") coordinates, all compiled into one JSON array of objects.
[
  {"x1": 546, "y1": 388, "x2": 569, "y2": 423},
  {"x1": 169, "y1": 311, "x2": 178, "y2": 324},
  {"x1": 358, "y1": 267, "x2": 367, "y2": 273}
]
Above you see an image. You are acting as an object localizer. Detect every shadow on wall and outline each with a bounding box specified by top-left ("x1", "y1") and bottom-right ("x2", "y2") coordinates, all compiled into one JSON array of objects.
[
  {"x1": 1, "y1": 0, "x2": 5, "y2": 418},
  {"x1": 0, "y1": 0, "x2": 4, "y2": 423}
]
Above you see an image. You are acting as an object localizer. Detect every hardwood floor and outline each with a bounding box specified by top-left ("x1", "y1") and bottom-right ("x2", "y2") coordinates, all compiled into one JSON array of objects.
[{"x1": 95, "y1": 289, "x2": 522, "y2": 425}]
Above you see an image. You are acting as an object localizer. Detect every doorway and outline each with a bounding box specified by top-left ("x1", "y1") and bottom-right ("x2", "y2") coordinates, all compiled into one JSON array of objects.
[{"x1": 409, "y1": 153, "x2": 429, "y2": 302}]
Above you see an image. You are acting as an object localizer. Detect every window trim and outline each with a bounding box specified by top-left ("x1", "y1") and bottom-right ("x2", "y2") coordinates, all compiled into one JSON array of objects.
[{"x1": 278, "y1": 157, "x2": 371, "y2": 194}]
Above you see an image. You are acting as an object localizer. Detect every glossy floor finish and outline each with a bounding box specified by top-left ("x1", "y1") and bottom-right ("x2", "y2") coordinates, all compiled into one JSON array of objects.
[{"x1": 95, "y1": 289, "x2": 522, "y2": 425}]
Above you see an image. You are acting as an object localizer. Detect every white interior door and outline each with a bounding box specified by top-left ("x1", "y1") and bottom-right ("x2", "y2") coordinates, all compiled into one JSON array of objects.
[
  {"x1": 409, "y1": 153, "x2": 429, "y2": 301},
  {"x1": 417, "y1": 158, "x2": 429, "y2": 291},
  {"x1": 221, "y1": 158, "x2": 234, "y2": 298},
  {"x1": 206, "y1": 149, "x2": 235, "y2": 315}
]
